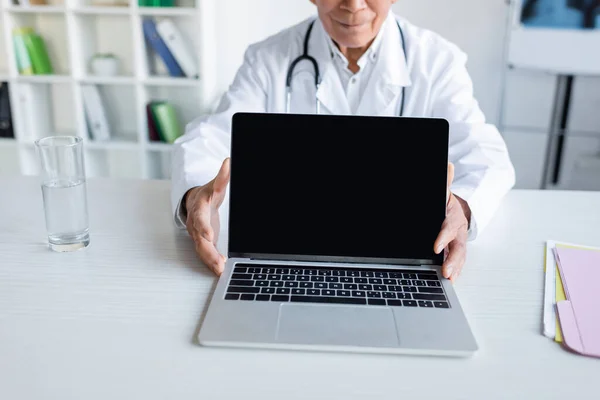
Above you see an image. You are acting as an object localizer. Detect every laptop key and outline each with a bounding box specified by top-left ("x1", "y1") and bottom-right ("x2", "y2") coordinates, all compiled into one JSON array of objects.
[
  {"x1": 225, "y1": 293, "x2": 240, "y2": 300},
  {"x1": 271, "y1": 295, "x2": 290, "y2": 302},
  {"x1": 290, "y1": 296, "x2": 366, "y2": 305},
  {"x1": 325, "y1": 276, "x2": 339, "y2": 283},
  {"x1": 397, "y1": 293, "x2": 412, "y2": 300},
  {"x1": 355, "y1": 277, "x2": 368, "y2": 284},
  {"x1": 297, "y1": 275, "x2": 310, "y2": 282},
  {"x1": 359, "y1": 284, "x2": 373, "y2": 291},
  {"x1": 418, "y1": 301, "x2": 434, "y2": 308},
  {"x1": 404, "y1": 273, "x2": 417, "y2": 280},
  {"x1": 369, "y1": 278, "x2": 383, "y2": 284},
  {"x1": 315, "y1": 283, "x2": 327, "y2": 289},
  {"x1": 368, "y1": 299, "x2": 386, "y2": 306},
  {"x1": 307, "y1": 289, "x2": 320, "y2": 296},
  {"x1": 292, "y1": 289, "x2": 306, "y2": 295},
  {"x1": 382, "y1": 292, "x2": 396, "y2": 299},
  {"x1": 387, "y1": 300, "x2": 403, "y2": 307},
  {"x1": 413, "y1": 280, "x2": 426, "y2": 286},
  {"x1": 283, "y1": 275, "x2": 295, "y2": 281},
  {"x1": 230, "y1": 279, "x2": 254, "y2": 287},
  {"x1": 256, "y1": 295, "x2": 270, "y2": 301},
  {"x1": 418, "y1": 287, "x2": 444, "y2": 294},
  {"x1": 347, "y1": 271, "x2": 360, "y2": 277},
  {"x1": 268, "y1": 274, "x2": 281, "y2": 281},
  {"x1": 276, "y1": 268, "x2": 289, "y2": 275},
  {"x1": 253, "y1": 274, "x2": 267, "y2": 280},
  {"x1": 311, "y1": 276, "x2": 325, "y2": 282},
  {"x1": 418, "y1": 273, "x2": 439, "y2": 280},
  {"x1": 304, "y1": 269, "x2": 318, "y2": 275},
  {"x1": 255, "y1": 281, "x2": 269, "y2": 287},
  {"x1": 400, "y1": 279, "x2": 411, "y2": 285},
  {"x1": 434, "y1": 301, "x2": 450, "y2": 308},
  {"x1": 332, "y1": 270, "x2": 345, "y2": 277},
  {"x1": 413, "y1": 293, "x2": 446, "y2": 301},
  {"x1": 361, "y1": 271, "x2": 374, "y2": 278},
  {"x1": 290, "y1": 269, "x2": 303, "y2": 275},
  {"x1": 233, "y1": 267, "x2": 247, "y2": 274},
  {"x1": 329, "y1": 283, "x2": 343, "y2": 290},
  {"x1": 403, "y1": 286, "x2": 417, "y2": 293},
  {"x1": 263, "y1": 268, "x2": 276, "y2": 274},
  {"x1": 318, "y1": 270, "x2": 332, "y2": 276},
  {"x1": 389, "y1": 273, "x2": 403, "y2": 278},
  {"x1": 341, "y1": 277, "x2": 353, "y2": 283},
  {"x1": 248, "y1": 267, "x2": 262, "y2": 274},
  {"x1": 337, "y1": 290, "x2": 351, "y2": 297},
  {"x1": 240, "y1": 294, "x2": 255, "y2": 301},
  {"x1": 352, "y1": 291, "x2": 366, "y2": 297},
  {"x1": 403, "y1": 300, "x2": 418, "y2": 307},
  {"x1": 344, "y1": 284, "x2": 358, "y2": 290},
  {"x1": 427, "y1": 281, "x2": 442, "y2": 287},
  {"x1": 228, "y1": 286, "x2": 260, "y2": 294},
  {"x1": 284, "y1": 281, "x2": 299, "y2": 288},
  {"x1": 383, "y1": 279, "x2": 397, "y2": 285},
  {"x1": 232, "y1": 273, "x2": 253, "y2": 280},
  {"x1": 276, "y1": 288, "x2": 291, "y2": 295},
  {"x1": 367, "y1": 291, "x2": 381, "y2": 298},
  {"x1": 388, "y1": 285, "x2": 403, "y2": 292},
  {"x1": 373, "y1": 285, "x2": 386, "y2": 291},
  {"x1": 270, "y1": 281, "x2": 284, "y2": 287},
  {"x1": 300, "y1": 282, "x2": 313, "y2": 288},
  {"x1": 373, "y1": 271, "x2": 388, "y2": 278},
  {"x1": 261, "y1": 287, "x2": 276, "y2": 294},
  {"x1": 323, "y1": 289, "x2": 335, "y2": 296}
]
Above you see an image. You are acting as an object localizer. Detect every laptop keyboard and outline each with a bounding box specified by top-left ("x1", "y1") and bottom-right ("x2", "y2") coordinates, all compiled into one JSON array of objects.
[{"x1": 224, "y1": 264, "x2": 449, "y2": 308}]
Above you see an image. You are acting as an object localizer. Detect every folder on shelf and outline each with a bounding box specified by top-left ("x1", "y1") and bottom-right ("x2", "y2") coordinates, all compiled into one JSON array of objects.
[
  {"x1": 149, "y1": 101, "x2": 182, "y2": 144},
  {"x1": 22, "y1": 31, "x2": 53, "y2": 75},
  {"x1": 146, "y1": 103, "x2": 161, "y2": 142},
  {"x1": 554, "y1": 246, "x2": 600, "y2": 358},
  {"x1": 0, "y1": 83, "x2": 15, "y2": 139},
  {"x1": 81, "y1": 84, "x2": 111, "y2": 142},
  {"x1": 12, "y1": 27, "x2": 34, "y2": 76},
  {"x1": 156, "y1": 18, "x2": 198, "y2": 78},
  {"x1": 142, "y1": 18, "x2": 185, "y2": 78}
]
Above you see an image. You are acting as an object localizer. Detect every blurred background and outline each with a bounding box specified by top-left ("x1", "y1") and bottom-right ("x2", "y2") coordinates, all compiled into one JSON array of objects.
[{"x1": 0, "y1": 0, "x2": 599, "y2": 191}]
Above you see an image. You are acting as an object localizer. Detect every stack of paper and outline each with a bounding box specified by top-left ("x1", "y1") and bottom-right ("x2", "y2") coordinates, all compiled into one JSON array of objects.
[{"x1": 543, "y1": 240, "x2": 600, "y2": 358}]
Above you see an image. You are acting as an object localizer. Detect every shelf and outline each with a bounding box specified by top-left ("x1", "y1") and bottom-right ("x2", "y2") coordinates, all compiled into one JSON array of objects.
[
  {"x1": 137, "y1": 7, "x2": 196, "y2": 17},
  {"x1": 15, "y1": 75, "x2": 72, "y2": 84},
  {"x1": 0, "y1": 74, "x2": 11, "y2": 82},
  {"x1": 72, "y1": 6, "x2": 131, "y2": 15},
  {"x1": 0, "y1": 138, "x2": 18, "y2": 148},
  {"x1": 5, "y1": 5, "x2": 66, "y2": 14},
  {"x1": 79, "y1": 76, "x2": 136, "y2": 85},
  {"x1": 84, "y1": 140, "x2": 139, "y2": 151},
  {"x1": 143, "y1": 76, "x2": 200, "y2": 86},
  {"x1": 145, "y1": 141, "x2": 172, "y2": 151}
]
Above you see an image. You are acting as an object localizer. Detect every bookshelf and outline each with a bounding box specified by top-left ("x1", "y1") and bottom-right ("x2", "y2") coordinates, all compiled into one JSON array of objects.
[{"x1": 0, "y1": 0, "x2": 218, "y2": 180}]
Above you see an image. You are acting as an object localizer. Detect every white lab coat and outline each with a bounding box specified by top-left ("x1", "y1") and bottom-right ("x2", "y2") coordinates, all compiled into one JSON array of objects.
[{"x1": 171, "y1": 12, "x2": 516, "y2": 240}]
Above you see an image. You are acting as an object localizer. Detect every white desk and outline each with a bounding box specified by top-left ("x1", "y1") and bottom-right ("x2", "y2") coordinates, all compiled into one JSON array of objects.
[{"x1": 1, "y1": 176, "x2": 599, "y2": 399}]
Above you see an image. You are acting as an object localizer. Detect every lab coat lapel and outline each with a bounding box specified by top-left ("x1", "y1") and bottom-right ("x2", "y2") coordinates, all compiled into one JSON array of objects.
[
  {"x1": 356, "y1": 15, "x2": 412, "y2": 116},
  {"x1": 311, "y1": 19, "x2": 351, "y2": 115}
]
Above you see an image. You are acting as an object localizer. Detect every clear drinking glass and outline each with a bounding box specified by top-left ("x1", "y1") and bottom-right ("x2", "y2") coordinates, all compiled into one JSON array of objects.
[{"x1": 35, "y1": 136, "x2": 90, "y2": 252}]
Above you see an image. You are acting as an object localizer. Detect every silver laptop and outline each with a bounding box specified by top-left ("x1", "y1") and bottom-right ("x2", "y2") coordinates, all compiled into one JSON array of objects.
[{"x1": 198, "y1": 112, "x2": 478, "y2": 357}]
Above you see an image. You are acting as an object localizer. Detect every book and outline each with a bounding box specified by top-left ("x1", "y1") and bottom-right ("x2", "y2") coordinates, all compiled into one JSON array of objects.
[
  {"x1": 142, "y1": 18, "x2": 185, "y2": 77},
  {"x1": 12, "y1": 27, "x2": 34, "y2": 75},
  {"x1": 146, "y1": 102, "x2": 161, "y2": 142},
  {"x1": 81, "y1": 84, "x2": 111, "y2": 141},
  {"x1": 156, "y1": 19, "x2": 198, "y2": 78},
  {"x1": 22, "y1": 32, "x2": 53, "y2": 75},
  {"x1": 0, "y1": 83, "x2": 15, "y2": 139},
  {"x1": 17, "y1": 83, "x2": 52, "y2": 142},
  {"x1": 150, "y1": 101, "x2": 181, "y2": 143}
]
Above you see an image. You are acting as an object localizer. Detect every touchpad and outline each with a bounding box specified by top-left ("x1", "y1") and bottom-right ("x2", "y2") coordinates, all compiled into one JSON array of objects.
[{"x1": 276, "y1": 304, "x2": 400, "y2": 348}]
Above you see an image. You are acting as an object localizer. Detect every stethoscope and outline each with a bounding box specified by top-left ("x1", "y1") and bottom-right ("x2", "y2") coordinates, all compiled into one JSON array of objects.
[{"x1": 285, "y1": 19, "x2": 408, "y2": 116}]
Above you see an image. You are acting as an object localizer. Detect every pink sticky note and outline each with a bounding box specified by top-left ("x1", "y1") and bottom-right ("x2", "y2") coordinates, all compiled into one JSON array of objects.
[{"x1": 555, "y1": 246, "x2": 600, "y2": 358}]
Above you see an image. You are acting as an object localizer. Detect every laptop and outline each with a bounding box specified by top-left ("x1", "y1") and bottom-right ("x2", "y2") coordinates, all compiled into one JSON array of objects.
[{"x1": 198, "y1": 112, "x2": 478, "y2": 357}]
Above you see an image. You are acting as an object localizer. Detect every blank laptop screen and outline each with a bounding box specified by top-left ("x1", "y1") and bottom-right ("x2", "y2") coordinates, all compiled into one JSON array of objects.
[{"x1": 228, "y1": 113, "x2": 449, "y2": 265}]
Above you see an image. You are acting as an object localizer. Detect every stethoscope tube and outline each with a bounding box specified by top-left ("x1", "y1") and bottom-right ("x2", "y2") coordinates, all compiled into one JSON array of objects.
[{"x1": 285, "y1": 18, "x2": 408, "y2": 116}]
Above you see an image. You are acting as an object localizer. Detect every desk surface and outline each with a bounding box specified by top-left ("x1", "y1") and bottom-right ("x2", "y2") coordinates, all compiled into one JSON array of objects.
[{"x1": 1, "y1": 176, "x2": 599, "y2": 399}]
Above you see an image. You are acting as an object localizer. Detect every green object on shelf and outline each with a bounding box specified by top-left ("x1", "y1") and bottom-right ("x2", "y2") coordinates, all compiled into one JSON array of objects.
[
  {"x1": 150, "y1": 101, "x2": 182, "y2": 144},
  {"x1": 138, "y1": 0, "x2": 148, "y2": 6},
  {"x1": 12, "y1": 27, "x2": 34, "y2": 76},
  {"x1": 160, "y1": 0, "x2": 174, "y2": 6},
  {"x1": 22, "y1": 32, "x2": 53, "y2": 75}
]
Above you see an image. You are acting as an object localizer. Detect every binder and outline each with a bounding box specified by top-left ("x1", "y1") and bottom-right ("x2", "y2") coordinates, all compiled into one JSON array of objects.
[
  {"x1": 17, "y1": 83, "x2": 52, "y2": 142},
  {"x1": 142, "y1": 18, "x2": 185, "y2": 78},
  {"x1": 81, "y1": 84, "x2": 111, "y2": 141},
  {"x1": 22, "y1": 32, "x2": 53, "y2": 75},
  {"x1": 156, "y1": 18, "x2": 198, "y2": 78},
  {"x1": 146, "y1": 102, "x2": 161, "y2": 142},
  {"x1": 0, "y1": 83, "x2": 15, "y2": 139},
  {"x1": 150, "y1": 101, "x2": 182, "y2": 143},
  {"x1": 12, "y1": 27, "x2": 34, "y2": 75}
]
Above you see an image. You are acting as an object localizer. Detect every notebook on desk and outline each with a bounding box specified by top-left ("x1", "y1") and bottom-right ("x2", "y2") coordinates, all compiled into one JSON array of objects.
[{"x1": 198, "y1": 112, "x2": 478, "y2": 357}]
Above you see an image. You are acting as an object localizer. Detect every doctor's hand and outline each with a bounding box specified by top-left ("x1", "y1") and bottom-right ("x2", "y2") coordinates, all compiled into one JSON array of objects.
[
  {"x1": 433, "y1": 162, "x2": 471, "y2": 282},
  {"x1": 184, "y1": 158, "x2": 230, "y2": 276}
]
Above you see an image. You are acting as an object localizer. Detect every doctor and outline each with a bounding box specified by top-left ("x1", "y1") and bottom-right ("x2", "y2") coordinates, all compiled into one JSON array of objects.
[{"x1": 171, "y1": 0, "x2": 516, "y2": 280}]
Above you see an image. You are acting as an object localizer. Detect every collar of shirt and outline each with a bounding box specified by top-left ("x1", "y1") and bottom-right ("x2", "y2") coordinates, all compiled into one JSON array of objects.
[{"x1": 326, "y1": 18, "x2": 387, "y2": 74}]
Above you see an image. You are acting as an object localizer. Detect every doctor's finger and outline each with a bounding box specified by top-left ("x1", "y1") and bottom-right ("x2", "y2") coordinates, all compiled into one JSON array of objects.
[
  {"x1": 446, "y1": 162, "x2": 455, "y2": 205},
  {"x1": 213, "y1": 158, "x2": 231, "y2": 197},
  {"x1": 194, "y1": 235, "x2": 225, "y2": 276},
  {"x1": 442, "y1": 237, "x2": 466, "y2": 281},
  {"x1": 433, "y1": 218, "x2": 458, "y2": 255}
]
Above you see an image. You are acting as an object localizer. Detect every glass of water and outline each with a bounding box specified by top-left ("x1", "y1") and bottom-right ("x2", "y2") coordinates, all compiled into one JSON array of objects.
[{"x1": 35, "y1": 136, "x2": 90, "y2": 252}]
